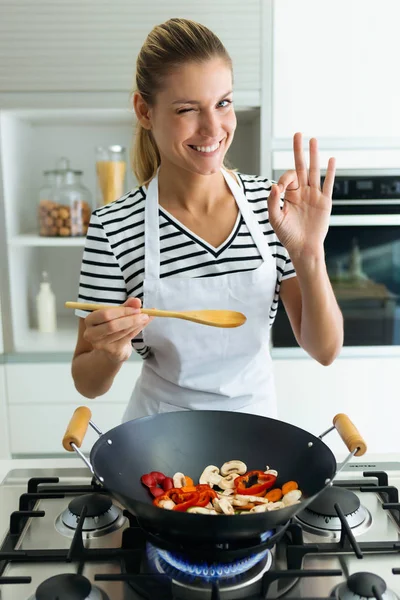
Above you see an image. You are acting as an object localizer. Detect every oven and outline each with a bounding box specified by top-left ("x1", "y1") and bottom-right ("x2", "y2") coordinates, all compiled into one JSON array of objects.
[{"x1": 271, "y1": 171, "x2": 400, "y2": 349}]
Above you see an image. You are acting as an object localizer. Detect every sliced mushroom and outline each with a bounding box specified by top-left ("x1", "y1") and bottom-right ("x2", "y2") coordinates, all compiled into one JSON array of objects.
[
  {"x1": 218, "y1": 473, "x2": 239, "y2": 490},
  {"x1": 187, "y1": 507, "x2": 218, "y2": 515},
  {"x1": 264, "y1": 469, "x2": 278, "y2": 477},
  {"x1": 157, "y1": 499, "x2": 176, "y2": 510},
  {"x1": 172, "y1": 472, "x2": 186, "y2": 488},
  {"x1": 232, "y1": 496, "x2": 253, "y2": 507},
  {"x1": 233, "y1": 494, "x2": 269, "y2": 505},
  {"x1": 282, "y1": 490, "x2": 302, "y2": 506},
  {"x1": 213, "y1": 497, "x2": 235, "y2": 515},
  {"x1": 267, "y1": 501, "x2": 285, "y2": 511},
  {"x1": 217, "y1": 488, "x2": 235, "y2": 497},
  {"x1": 250, "y1": 503, "x2": 270, "y2": 513},
  {"x1": 199, "y1": 465, "x2": 221, "y2": 488},
  {"x1": 220, "y1": 460, "x2": 247, "y2": 477}
]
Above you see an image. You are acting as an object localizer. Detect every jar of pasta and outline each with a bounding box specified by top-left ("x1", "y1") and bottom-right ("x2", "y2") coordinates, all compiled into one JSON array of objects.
[{"x1": 96, "y1": 145, "x2": 126, "y2": 206}]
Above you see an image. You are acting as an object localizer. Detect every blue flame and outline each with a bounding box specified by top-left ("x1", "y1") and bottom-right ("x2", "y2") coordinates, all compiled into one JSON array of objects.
[
  {"x1": 146, "y1": 535, "x2": 273, "y2": 582},
  {"x1": 157, "y1": 547, "x2": 268, "y2": 579}
]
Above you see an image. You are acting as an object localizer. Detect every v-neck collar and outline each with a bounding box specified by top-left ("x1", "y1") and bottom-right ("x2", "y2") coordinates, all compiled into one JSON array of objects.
[{"x1": 158, "y1": 205, "x2": 243, "y2": 258}]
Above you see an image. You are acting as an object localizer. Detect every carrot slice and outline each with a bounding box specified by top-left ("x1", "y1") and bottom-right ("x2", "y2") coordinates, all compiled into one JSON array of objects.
[
  {"x1": 180, "y1": 485, "x2": 197, "y2": 493},
  {"x1": 265, "y1": 488, "x2": 282, "y2": 502},
  {"x1": 184, "y1": 476, "x2": 194, "y2": 487},
  {"x1": 282, "y1": 481, "x2": 298, "y2": 495}
]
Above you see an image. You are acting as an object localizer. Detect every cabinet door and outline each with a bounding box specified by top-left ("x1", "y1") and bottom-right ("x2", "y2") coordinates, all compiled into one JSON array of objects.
[
  {"x1": 0, "y1": 1, "x2": 260, "y2": 93},
  {"x1": 273, "y1": 0, "x2": 400, "y2": 139},
  {"x1": 273, "y1": 357, "x2": 398, "y2": 456},
  {"x1": 6, "y1": 360, "x2": 142, "y2": 454}
]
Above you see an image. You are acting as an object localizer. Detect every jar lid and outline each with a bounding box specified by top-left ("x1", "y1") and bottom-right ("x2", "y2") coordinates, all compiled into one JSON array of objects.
[{"x1": 96, "y1": 145, "x2": 125, "y2": 152}]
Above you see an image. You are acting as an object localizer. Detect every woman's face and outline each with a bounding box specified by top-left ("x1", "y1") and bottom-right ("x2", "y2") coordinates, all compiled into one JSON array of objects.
[{"x1": 145, "y1": 58, "x2": 237, "y2": 176}]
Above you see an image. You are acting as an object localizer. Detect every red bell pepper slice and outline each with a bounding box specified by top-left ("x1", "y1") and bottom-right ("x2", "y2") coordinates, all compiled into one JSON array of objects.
[
  {"x1": 141, "y1": 473, "x2": 156, "y2": 488},
  {"x1": 150, "y1": 486, "x2": 165, "y2": 498},
  {"x1": 172, "y1": 491, "x2": 200, "y2": 511},
  {"x1": 150, "y1": 471, "x2": 166, "y2": 484},
  {"x1": 234, "y1": 470, "x2": 277, "y2": 496},
  {"x1": 195, "y1": 487, "x2": 217, "y2": 507},
  {"x1": 153, "y1": 487, "x2": 201, "y2": 511}
]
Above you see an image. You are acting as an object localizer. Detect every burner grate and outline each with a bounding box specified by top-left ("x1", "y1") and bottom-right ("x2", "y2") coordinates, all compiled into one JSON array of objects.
[{"x1": 1, "y1": 470, "x2": 400, "y2": 599}]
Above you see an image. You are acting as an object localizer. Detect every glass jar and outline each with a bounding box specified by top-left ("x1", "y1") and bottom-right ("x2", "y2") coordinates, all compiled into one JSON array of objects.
[
  {"x1": 96, "y1": 145, "x2": 126, "y2": 207},
  {"x1": 55, "y1": 170, "x2": 92, "y2": 237},
  {"x1": 38, "y1": 170, "x2": 64, "y2": 237},
  {"x1": 38, "y1": 160, "x2": 92, "y2": 237}
]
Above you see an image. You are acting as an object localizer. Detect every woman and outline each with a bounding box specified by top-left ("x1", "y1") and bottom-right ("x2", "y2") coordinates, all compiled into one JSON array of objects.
[{"x1": 72, "y1": 18, "x2": 343, "y2": 421}]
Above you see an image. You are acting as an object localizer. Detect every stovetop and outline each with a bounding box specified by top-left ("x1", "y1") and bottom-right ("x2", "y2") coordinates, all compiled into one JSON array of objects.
[{"x1": 0, "y1": 461, "x2": 400, "y2": 600}]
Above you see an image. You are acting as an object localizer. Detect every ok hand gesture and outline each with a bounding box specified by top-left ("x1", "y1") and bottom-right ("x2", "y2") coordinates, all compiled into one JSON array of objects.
[{"x1": 267, "y1": 132, "x2": 336, "y2": 260}]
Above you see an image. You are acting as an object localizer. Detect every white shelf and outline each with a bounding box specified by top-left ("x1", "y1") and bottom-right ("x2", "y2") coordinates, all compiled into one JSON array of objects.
[
  {"x1": 14, "y1": 316, "x2": 78, "y2": 353},
  {"x1": 9, "y1": 234, "x2": 86, "y2": 247}
]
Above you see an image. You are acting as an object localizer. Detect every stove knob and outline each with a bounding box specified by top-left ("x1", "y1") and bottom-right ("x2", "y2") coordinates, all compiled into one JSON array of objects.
[{"x1": 347, "y1": 572, "x2": 386, "y2": 598}]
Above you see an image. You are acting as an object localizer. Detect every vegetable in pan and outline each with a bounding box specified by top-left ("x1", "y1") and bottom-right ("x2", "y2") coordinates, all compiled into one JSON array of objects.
[{"x1": 141, "y1": 460, "x2": 302, "y2": 514}]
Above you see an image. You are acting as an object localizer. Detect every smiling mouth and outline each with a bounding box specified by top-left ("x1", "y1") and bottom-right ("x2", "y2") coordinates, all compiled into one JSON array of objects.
[{"x1": 188, "y1": 140, "x2": 223, "y2": 153}]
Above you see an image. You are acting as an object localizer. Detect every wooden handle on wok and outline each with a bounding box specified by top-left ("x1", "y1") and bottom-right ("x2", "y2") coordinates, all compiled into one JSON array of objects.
[
  {"x1": 333, "y1": 413, "x2": 367, "y2": 456},
  {"x1": 62, "y1": 406, "x2": 92, "y2": 451}
]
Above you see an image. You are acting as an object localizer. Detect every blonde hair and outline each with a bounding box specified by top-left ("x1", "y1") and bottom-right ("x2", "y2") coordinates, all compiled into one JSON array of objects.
[{"x1": 131, "y1": 18, "x2": 233, "y2": 186}]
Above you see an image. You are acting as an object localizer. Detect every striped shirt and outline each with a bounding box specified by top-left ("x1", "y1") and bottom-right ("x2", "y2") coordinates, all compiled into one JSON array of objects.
[{"x1": 76, "y1": 173, "x2": 296, "y2": 359}]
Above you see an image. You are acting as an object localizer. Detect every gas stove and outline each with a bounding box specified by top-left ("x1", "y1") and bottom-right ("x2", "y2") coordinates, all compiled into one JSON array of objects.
[{"x1": 0, "y1": 462, "x2": 400, "y2": 600}]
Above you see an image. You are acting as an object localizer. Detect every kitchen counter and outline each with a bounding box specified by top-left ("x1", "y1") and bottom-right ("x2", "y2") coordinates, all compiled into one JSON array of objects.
[
  {"x1": 0, "y1": 456, "x2": 83, "y2": 485},
  {"x1": 2, "y1": 453, "x2": 400, "y2": 486}
]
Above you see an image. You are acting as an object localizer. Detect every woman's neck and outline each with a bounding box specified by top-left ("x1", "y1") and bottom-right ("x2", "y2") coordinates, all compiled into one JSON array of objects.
[{"x1": 157, "y1": 160, "x2": 229, "y2": 215}]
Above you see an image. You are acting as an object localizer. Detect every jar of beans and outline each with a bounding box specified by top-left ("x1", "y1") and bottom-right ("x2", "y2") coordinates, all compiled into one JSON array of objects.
[{"x1": 38, "y1": 159, "x2": 92, "y2": 237}]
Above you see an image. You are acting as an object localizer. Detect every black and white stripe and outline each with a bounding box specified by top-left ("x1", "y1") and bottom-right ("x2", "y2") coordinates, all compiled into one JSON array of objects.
[{"x1": 76, "y1": 174, "x2": 296, "y2": 359}]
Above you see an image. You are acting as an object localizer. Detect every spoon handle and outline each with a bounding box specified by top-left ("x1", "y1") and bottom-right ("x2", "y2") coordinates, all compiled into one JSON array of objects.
[
  {"x1": 65, "y1": 302, "x2": 121, "y2": 311},
  {"x1": 141, "y1": 308, "x2": 180, "y2": 318},
  {"x1": 65, "y1": 302, "x2": 184, "y2": 319}
]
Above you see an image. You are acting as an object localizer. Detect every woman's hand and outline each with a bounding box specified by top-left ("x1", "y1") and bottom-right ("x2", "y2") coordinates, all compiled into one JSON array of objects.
[
  {"x1": 267, "y1": 132, "x2": 336, "y2": 260},
  {"x1": 83, "y1": 297, "x2": 151, "y2": 364}
]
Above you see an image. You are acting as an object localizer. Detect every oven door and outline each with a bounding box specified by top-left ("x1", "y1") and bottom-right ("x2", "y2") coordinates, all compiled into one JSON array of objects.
[{"x1": 272, "y1": 215, "x2": 400, "y2": 348}]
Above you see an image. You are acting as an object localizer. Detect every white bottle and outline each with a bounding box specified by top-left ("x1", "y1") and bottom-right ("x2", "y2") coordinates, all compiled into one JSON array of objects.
[{"x1": 36, "y1": 271, "x2": 57, "y2": 333}]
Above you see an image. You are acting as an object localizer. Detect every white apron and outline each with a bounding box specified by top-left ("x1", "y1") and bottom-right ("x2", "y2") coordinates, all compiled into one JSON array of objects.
[{"x1": 123, "y1": 169, "x2": 278, "y2": 421}]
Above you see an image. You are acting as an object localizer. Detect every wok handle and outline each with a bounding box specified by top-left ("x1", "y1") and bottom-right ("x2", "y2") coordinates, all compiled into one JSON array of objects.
[
  {"x1": 333, "y1": 413, "x2": 367, "y2": 456},
  {"x1": 62, "y1": 406, "x2": 92, "y2": 451}
]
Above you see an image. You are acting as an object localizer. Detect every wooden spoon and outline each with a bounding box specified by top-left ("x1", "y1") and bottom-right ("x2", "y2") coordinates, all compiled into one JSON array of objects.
[{"x1": 65, "y1": 302, "x2": 246, "y2": 328}]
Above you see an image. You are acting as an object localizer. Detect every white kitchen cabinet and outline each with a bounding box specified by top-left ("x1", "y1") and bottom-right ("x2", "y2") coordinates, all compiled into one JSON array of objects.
[
  {"x1": 0, "y1": 365, "x2": 10, "y2": 458},
  {"x1": 0, "y1": 105, "x2": 260, "y2": 354},
  {"x1": 0, "y1": 0, "x2": 261, "y2": 94},
  {"x1": 0, "y1": 297, "x2": 3, "y2": 355},
  {"x1": 274, "y1": 357, "x2": 400, "y2": 456},
  {"x1": 6, "y1": 360, "x2": 142, "y2": 454},
  {"x1": 272, "y1": 0, "x2": 400, "y2": 140}
]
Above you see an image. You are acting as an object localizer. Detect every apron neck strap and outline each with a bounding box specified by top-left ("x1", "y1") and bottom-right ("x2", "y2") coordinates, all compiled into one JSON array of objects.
[
  {"x1": 220, "y1": 169, "x2": 274, "y2": 263},
  {"x1": 144, "y1": 172, "x2": 161, "y2": 280}
]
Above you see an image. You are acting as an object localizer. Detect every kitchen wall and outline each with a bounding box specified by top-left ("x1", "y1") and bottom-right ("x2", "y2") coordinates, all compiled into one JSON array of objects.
[{"x1": 0, "y1": 0, "x2": 400, "y2": 458}]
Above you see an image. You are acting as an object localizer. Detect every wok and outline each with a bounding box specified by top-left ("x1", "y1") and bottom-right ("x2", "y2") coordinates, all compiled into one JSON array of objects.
[{"x1": 62, "y1": 408, "x2": 366, "y2": 544}]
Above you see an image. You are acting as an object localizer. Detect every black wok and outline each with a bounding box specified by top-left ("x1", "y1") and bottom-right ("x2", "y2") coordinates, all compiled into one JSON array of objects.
[{"x1": 63, "y1": 408, "x2": 366, "y2": 544}]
